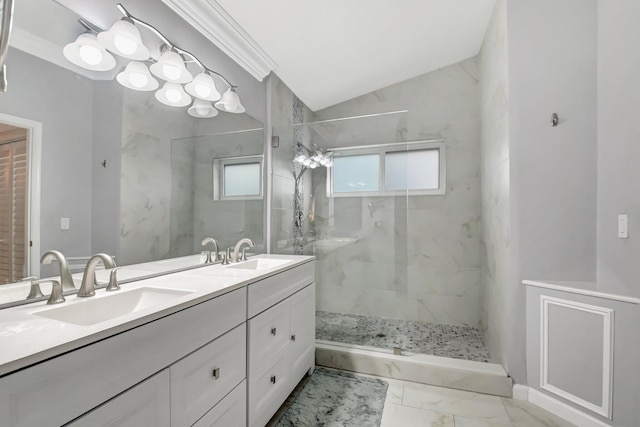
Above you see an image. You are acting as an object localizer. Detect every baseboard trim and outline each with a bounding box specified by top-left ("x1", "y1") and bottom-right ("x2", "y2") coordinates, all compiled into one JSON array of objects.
[
  {"x1": 511, "y1": 384, "x2": 529, "y2": 401},
  {"x1": 516, "y1": 386, "x2": 611, "y2": 427}
]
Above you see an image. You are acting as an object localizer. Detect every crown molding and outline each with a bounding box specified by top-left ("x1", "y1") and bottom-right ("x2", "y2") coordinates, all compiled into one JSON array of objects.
[{"x1": 160, "y1": 0, "x2": 276, "y2": 82}]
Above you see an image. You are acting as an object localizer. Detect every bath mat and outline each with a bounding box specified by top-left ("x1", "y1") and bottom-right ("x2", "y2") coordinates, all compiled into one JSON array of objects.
[{"x1": 275, "y1": 367, "x2": 388, "y2": 427}]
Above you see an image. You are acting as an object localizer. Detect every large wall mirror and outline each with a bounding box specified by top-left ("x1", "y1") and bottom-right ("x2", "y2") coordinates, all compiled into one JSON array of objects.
[{"x1": 0, "y1": 0, "x2": 265, "y2": 304}]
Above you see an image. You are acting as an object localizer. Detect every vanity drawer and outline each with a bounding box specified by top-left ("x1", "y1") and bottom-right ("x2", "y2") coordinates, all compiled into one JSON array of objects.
[
  {"x1": 68, "y1": 369, "x2": 170, "y2": 427},
  {"x1": 247, "y1": 261, "x2": 314, "y2": 317},
  {"x1": 171, "y1": 323, "x2": 246, "y2": 427},
  {"x1": 193, "y1": 380, "x2": 246, "y2": 427},
  {"x1": 248, "y1": 355, "x2": 291, "y2": 427},
  {"x1": 248, "y1": 297, "x2": 291, "y2": 375}
]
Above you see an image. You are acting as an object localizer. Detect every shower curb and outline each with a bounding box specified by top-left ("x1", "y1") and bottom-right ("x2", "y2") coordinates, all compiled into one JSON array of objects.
[{"x1": 315, "y1": 341, "x2": 512, "y2": 397}]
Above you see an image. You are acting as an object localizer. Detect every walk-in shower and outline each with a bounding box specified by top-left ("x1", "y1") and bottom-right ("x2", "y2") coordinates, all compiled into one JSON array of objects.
[{"x1": 273, "y1": 99, "x2": 491, "y2": 364}]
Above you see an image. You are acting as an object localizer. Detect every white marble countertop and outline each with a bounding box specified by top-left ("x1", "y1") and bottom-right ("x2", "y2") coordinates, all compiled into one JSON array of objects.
[
  {"x1": 0, "y1": 254, "x2": 313, "y2": 377},
  {"x1": 523, "y1": 279, "x2": 640, "y2": 304}
]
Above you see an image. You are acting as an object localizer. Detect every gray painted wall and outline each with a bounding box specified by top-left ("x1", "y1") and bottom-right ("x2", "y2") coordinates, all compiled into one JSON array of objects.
[
  {"x1": 596, "y1": 1, "x2": 640, "y2": 297},
  {"x1": 479, "y1": 0, "x2": 509, "y2": 366},
  {"x1": 507, "y1": 0, "x2": 598, "y2": 384},
  {"x1": 91, "y1": 81, "x2": 124, "y2": 258},
  {"x1": 0, "y1": 49, "x2": 94, "y2": 277}
]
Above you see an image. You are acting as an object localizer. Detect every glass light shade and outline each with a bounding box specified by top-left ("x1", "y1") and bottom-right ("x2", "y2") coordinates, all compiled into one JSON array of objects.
[
  {"x1": 184, "y1": 72, "x2": 220, "y2": 101},
  {"x1": 188, "y1": 99, "x2": 219, "y2": 118},
  {"x1": 150, "y1": 51, "x2": 192, "y2": 83},
  {"x1": 155, "y1": 82, "x2": 191, "y2": 107},
  {"x1": 63, "y1": 33, "x2": 116, "y2": 71},
  {"x1": 214, "y1": 87, "x2": 245, "y2": 113},
  {"x1": 116, "y1": 61, "x2": 159, "y2": 91},
  {"x1": 97, "y1": 19, "x2": 150, "y2": 60}
]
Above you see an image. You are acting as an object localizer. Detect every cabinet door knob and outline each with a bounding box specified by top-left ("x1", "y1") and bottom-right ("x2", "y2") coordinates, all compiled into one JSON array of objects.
[
  {"x1": 291, "y1": 334, "x2": 296, "y2": 342},
  {"x1": 270, "y1": 375, "x2": 277, "y2": 384},
  {"x1": 271, "y1": 327, "x2": 277, "y2": 336},
  {"x1": 212, "y1": 368, "x2": 220, "y2": 379}
]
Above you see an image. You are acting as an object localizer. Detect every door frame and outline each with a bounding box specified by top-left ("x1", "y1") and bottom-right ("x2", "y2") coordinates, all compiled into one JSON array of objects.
[{"x1": 0, "y1": 113, "x2": 41, "y2": 278}]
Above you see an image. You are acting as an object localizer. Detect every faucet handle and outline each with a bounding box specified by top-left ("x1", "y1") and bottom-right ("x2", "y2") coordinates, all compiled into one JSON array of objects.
[
  {"x1": 221, "y1": 252, "x2": 230, "y2": 265},
  {"x1": 21, "y1": 276, "x2": 43, "y2": 300},
  {"x1": 46, "y1": 280, "x2": 65, "y2": 305},
  {"x1": 106, "y1": 267, "x2": 121, "y2": 292},
  {"x1": 226, "y1": 247, "x2": 233, "y2": 262}
]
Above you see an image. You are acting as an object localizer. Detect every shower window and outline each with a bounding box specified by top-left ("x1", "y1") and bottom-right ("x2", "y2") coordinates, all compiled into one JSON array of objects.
[
  {"x1": 213, "y1": 155, "x2": 263, "y2": 200},
  {"x1": 328, "y1": 140, "x2": 445, "y2": 196}
]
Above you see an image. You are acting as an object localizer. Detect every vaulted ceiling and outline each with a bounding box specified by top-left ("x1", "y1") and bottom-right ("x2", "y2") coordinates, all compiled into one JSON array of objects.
[{"x1": 212, "y1": 0, "x2": 497, "y2": 111}]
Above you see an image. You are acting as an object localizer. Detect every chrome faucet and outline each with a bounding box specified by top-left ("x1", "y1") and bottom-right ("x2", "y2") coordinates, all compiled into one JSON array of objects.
[
  {"x1": 201, "y1": 237, "x2": 220, "y2": 263},
  {"x1": 40, "y1": 250, "x2": 75, "y2": 291},
  {"x1": 78, "y1": 253, "x2": 116, "y2": 297},
  {"x1": 233, "y1": 238, "x2": 255, "y2": 263}
]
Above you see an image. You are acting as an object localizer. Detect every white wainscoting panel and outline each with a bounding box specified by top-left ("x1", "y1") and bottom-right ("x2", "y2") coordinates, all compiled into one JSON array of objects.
[{"x1": 540, "y1": 296, "x2": 614, "y2": 419}]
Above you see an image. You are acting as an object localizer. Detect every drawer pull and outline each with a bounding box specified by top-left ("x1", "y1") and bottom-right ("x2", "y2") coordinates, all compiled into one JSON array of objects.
[
  {"x1": 270, "y1": 375, "x2": 277, "y2": 384},
  {"x1": 212, "y1": 368, "x2": 220, "y2": 379},
  {"x1": 271, "y1": 327, "x2": 277, "y2": 336},
  {"x1": 291, "y1": 334, "x2": 296, "y2": 342}
]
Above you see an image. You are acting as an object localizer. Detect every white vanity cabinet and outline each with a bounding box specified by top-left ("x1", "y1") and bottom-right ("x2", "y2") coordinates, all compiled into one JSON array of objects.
[
  {"x1": 0, "y1": 257, "x2": 315, "y2": 427},
  {"x1": 0, "y1": 287, "x2": 247, "y2": 427},
  {"x1": 247, "y1": 262, "x2": 315, "y2": 427}
]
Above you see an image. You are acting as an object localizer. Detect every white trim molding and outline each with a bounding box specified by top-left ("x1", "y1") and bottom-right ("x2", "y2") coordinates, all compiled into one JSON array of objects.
[
  {"x1": 528, "y1": 387, "x2": 612, "y2": 427},
  {"x1": 540, "y1": 296, "x2": 614, "y2": 419},
  {"x1": 0, "y1": 113, "x2": 42, "y2": 279},
  {"x1": 160, "y1": 0, "x2": 277, "y2": 81}
]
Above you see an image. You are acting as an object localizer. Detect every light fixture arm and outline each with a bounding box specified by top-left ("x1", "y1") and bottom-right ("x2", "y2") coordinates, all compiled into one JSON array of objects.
[{"x1": 116, "y1": 3, "x2": 236, "y2": 88}]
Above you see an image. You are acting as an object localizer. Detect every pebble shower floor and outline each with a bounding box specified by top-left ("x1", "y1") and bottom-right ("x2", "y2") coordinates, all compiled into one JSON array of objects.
[{"x1": 316, "y1": 311, "x2": 491, "y2": 362}]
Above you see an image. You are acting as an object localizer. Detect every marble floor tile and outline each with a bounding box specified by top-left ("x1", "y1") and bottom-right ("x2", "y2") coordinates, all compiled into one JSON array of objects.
[
  {"x1": 454, "y1": 415, "x2": 514, "y2": 426},
  {"x1": 501, "y1": 398, "x2": 576, "y2": 427},
  {"x1": 402, "y1": 382, "x2": 511, "y2": 424},
  {"x1": 381, "y1": 403, "x2": 455, "y2": 427},
  {"x1": 317, "y1": 311, "x2": 491, "y2": 362}
]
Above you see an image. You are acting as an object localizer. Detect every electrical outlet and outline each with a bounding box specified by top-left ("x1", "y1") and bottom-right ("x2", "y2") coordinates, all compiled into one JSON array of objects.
[{"x1": 60, "y1": 217, "x2": 70, "y2": 230}]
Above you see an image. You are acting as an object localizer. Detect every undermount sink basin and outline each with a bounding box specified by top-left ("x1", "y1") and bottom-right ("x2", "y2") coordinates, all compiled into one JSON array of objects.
[
  {"x1": 227, "y1": 258, "x2": 291, "y2": 271},
  {"x1": 33, "y1": 287, "x2": 193, "y2": 326}
]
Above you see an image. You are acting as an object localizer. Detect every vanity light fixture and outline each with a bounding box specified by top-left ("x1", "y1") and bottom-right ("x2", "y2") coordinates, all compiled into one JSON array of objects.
[
  {"x1": 149, "y1": 49, "x2": 193, "y2": 83},
  {"x1": 215, "y1": 87, "x2": 245, "y2": 113},
  {"x1": 188, "y1": 98, "x2": 219, "y2": 118},
  {"x1": 63, "y1": 33, "x2": 116, "y2": 71},
  {"x1": 62, "y1": 3, "x2": 245, "y2": 117},
  {"x1": 116, "y1": 60, "x2": 158, "y2": 91},
  {"x1": 185, "y1": 72, "x2": 220, "y2": 101},
  {"x1": 155, "y1": 81, "x2": 191, "y2": 107},
  {"x1": 97, "y1": 19, "x2": 149, "y2": 60}
]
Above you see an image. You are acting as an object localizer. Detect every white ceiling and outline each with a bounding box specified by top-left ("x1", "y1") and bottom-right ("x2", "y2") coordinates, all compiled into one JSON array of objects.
[{"x1": 215, "y1": 0, "x2": 496, "y2": 111}]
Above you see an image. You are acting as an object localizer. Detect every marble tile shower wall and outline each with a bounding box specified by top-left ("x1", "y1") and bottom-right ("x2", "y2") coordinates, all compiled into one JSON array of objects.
[
  {"x1": 121, "y1": 90, "x2": 264, "y2": 264},
  {"x1": 190, "y1": 131, "x2": 264, "y2": 251},
  {"x1": 479, "y1": 0, "x2": 510, "y2": 366},
  {"x1": 311, "y1": 58, "x2": 482, "y2": 327},
  {"x1": 120, "y1": 90, "x2": 197, "y2": 265},
  {"x1": 269, "y1": 75, "x2": 313, "y2": 254}
]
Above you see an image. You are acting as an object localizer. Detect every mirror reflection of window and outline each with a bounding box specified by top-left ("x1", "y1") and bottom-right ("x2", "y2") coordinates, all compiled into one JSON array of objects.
[
  {"x1": 0, "y1": 123, "x2": 28, "y2": 284},
  {"x1": 223, "y1": 163, "x2": 261, "y2": 197},
  {"x1": 213, "y1": 154, "x2": 264, "y2": 200}
]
